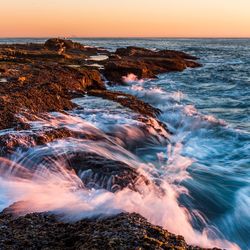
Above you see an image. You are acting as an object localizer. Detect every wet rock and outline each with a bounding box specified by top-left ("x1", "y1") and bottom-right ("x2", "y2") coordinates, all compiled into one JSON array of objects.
[
  {"x1": 0, "y1": 211, "x2": 218, "y2": 250},
  {"x1": 104, "y1": 46, "x2": 201, "y2": 84},
  {"x1": 0, "y1": 121, "x2": 112, "y2": 157},
  {"x1": 0, "y1": 128, "x2": 78, "y2": 156},
  {"x1": 0, "y1": 62, "x2": 104, "y2": 130},
  {"x1": 0, "y1": 39, "x2": 201, "y2": 130},
  {"x1": 116, "y1": 46, "x2": 198, "y2": 60},
  {"x1": 104, "y1": 59, "x2": 156, "y2": 83},
  {"x1": 88, "y1": 89, "x2": 161, "y2": 118},
  {"x1": 66, "y1": 152, "x2": 150, "y2": 192}
]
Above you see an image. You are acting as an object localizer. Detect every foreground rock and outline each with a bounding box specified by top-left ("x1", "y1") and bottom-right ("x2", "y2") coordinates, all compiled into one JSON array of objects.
[
  {"x1": 0, "y1": 62, "x2": 104, "y2": 130},
  {"x1": 0, "y1": 211, "x2": 217, "y2": 250}
]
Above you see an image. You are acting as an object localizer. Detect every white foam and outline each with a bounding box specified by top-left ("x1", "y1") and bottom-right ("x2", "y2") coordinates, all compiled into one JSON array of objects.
[
  {"x1": 88, "y1": 55, "x2": 109, "y2": 61},
  {"x1": 122, "y1": 74, "x2": 144, "y2": 83},
  {"x1": 0, "y1": 78, "x2": 7, "y2": 83},
  {"x1": 0, "y1": 141, "x2": 239, "y2": 249}
]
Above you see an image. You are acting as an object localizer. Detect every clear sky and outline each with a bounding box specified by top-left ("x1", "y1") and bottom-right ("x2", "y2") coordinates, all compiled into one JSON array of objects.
[{"x1": 1, "y1": 0, "x2": 250, "y2": 38}]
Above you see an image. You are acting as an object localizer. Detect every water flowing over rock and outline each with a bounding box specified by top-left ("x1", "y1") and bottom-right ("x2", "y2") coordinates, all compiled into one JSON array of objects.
[
  {"x1": 0, "y1": 38, "x2": 225, "y2": 250},
  {"x1": 88, "y1": 89, "x2": 161, "y2": 118},
  {"x1": 66, "y1": 152, "x2": 151, "y2": 192}
]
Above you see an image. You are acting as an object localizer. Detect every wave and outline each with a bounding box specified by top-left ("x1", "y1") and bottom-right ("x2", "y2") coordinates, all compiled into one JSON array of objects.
[
  {"x1": 0, "y1": 141, "x2": 239, "y2": 249},
  {"x1": 1, "y1": 57, "x2": 249, "y2": 249}
]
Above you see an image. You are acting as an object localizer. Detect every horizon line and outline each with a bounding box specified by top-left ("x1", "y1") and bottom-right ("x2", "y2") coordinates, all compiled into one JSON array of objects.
[{"x1": 1, "y1": 36, "x2": 250, "y2": 40}]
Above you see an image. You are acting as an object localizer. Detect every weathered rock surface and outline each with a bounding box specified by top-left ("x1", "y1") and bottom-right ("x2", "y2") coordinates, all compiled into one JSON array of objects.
[
  {"x1": 44, "y1": 38, "x2": 85, "y2": 51},
  {"x1": 0, "y1": 62, "x2": 104, "y2": 130},
  {"x1": 103, "y1": 46, "x2": 201, "y2": 84},
  {"x1": 0, "y1": 39, "x2": 209, "y2": 250},
  {"x1": 0, "y1": 211, "x2": 218, "y2": 250},
  {"x1": 88, "y1": 89, "x2": 161, "y2": 118},
  {"x1": 44, "y1": 38, "x2": 109, "y2": 56},
  {"x1": 0, "y1": 39, "x2": 201, "y2": 130},
  {"x1": 0, "y1": 128, "x2": 79, "y2": 156},
  {"x1": 115, "y1": 46, "x2": 198, "y2": 60}
]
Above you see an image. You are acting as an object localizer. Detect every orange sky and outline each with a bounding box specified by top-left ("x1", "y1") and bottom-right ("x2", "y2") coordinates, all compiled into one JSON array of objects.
[{"x1": 1, "y1": 0, "x2": 250, "y2": 38}]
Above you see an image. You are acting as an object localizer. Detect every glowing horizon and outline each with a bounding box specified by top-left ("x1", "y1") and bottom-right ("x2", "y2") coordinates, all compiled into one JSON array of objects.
[{"x1": 1, "y1": 0, "x2": 250, "y2": 38}]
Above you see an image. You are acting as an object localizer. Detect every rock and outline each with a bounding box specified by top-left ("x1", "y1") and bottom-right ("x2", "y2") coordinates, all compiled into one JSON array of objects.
[
  {"x1": 103, "y1": 46, "x2": 201, "y2": 84},
  {"x1": 0, "y1": 62, "x2": 104, "y2": 130},
  {"x1": 116, "y1": 46, "x2": 198, "y2": 60},
  {"x1": 66, "y1": 152, "x2": 150, "y2": 192},
  {"x1": 44, "y1": 38, "x2": 110, "y2": 57},
  {"x1": 88, "y1": 89, "x2": 161, "y2": 118},
  {"x1": 44, "y1": 38, "x2": 84, "y2": 51},
  {"x1": 116, "y1": 46, "x2": 159, "y2": 57},
  {"x1": 0, "y1": 211, "x2": 218, "y2": 250},
  {"x1": 0, "y1": 39, "x2": 200, "y2": 129},
  {"x1": 0, "y1": 128, "x2": 78, "y2": 156},
  {"x1": 104, "y1": 59, "x2": 156, "y2": 83}
]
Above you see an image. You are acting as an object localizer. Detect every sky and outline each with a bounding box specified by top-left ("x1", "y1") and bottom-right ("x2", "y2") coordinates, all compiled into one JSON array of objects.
[{"x1": 0, "y1": 0, "x2": 250, "y2": 38}]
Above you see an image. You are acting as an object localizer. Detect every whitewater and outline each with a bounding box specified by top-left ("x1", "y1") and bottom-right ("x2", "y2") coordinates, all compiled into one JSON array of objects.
[{"x1": 0, "y1": 38, "x2": 249, "y2": 249}]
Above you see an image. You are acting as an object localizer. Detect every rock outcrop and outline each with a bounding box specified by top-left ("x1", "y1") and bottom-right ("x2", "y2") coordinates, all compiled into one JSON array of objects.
[
  {"x1": 88, "y1": 89, "x2": 161, "y2": 118},
  {"x1": 0, "y1": 39, "x2": 201, "y2": 130},
  {"x1": 103, "y1": 46, "x2": 201, "y2": 84},
  {"x1": 0, "y1": 211, "x2": 217, "y2": 250},
  {"x1": 0, "y1": 62, "x2": 104, "y2": 130},
  {"x1": 0, "y1": 39, "x2": 209, "y2": 250},
  {"x1": 44, "y1": 38, "x2": 85, "y2": 51}
]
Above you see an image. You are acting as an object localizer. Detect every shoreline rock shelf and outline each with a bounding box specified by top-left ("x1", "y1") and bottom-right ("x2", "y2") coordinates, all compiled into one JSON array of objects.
[
  {"x1": 0, "y1": 212, "x2": 217, "y2": 250},
  {"x1": 0, "y1": 38, "x2": 201, "y2": 130},
  {"x1": 0, "y1": 39, "x2": 213, "y2": 250}
]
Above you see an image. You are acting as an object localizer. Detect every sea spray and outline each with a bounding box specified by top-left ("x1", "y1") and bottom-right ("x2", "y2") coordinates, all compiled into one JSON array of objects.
[{"x1": 0, "y1": 138, "x2": 239, "y2": 249}]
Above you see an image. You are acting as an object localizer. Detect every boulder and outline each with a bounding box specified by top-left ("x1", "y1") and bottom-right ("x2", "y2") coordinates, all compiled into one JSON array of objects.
[{"x1": 44, "y1": 38, "x2": 84, "y2": 51}]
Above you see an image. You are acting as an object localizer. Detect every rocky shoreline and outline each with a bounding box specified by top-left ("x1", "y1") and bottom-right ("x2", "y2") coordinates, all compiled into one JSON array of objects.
[
  {"x1": 0, "y1": 38, "x2": 200, "y2": 130},
  {"x1": 0, "y1": 211, "x2": 219, "y2": 250},
  {"x1": 0, "y1": 38, "x2": 219, "y2": 249}
]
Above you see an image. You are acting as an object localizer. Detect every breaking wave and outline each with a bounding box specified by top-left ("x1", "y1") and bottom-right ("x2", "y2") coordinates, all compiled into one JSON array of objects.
[{"x1": 1, "y1": 38, "x2": 250, "y2": 249}]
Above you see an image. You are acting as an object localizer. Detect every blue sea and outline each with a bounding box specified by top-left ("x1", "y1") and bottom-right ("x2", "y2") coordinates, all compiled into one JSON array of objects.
[{"x1": 0, "y1": 38, "x2": 249, "y2": 249}]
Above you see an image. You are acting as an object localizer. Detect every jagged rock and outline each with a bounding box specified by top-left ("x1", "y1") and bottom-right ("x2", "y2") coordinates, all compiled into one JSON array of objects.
[
  {"x1": 0, "y1": 62, "x2": 104, "y2": 130},
  {"x1": 0, "y1": 39, "x2": 201, "y2": 129},
  {"x1": 66, "y1": 152, "x2": 150, "y2": 192},
  {"x1": 0, "y1": 128, "x2": 78, "y2": 156},
  {"x1": 116, "y1": 46, "x2": 198, "y2": 60},
  {"x1": 88, "y1": 89, "x2": 161, "y2": 118},
  {"x1": 0, "y1": 211, "x2": 218, "y2": 250},
  {"x1": 104, "y1": 59, "x2": 156, "y2": 83},
  {"x1": 103, "y1": 46, "x2": 201, "y2": 84},
  {"x1": 44, "y1": 38, "x2": 84, "y2": 51}
]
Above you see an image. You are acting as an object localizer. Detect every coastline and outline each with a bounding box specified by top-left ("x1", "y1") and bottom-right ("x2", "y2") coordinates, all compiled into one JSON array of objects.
[{"x1": 0, "y1": 38, "x2": 223, "y2": 249}]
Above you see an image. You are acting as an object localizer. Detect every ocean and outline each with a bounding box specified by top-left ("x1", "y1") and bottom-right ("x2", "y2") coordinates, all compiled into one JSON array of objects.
[{"x1": 0, "y1": 38, "x2": 249, "y2": 249}]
